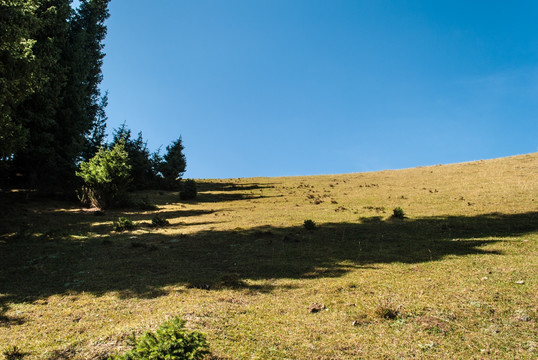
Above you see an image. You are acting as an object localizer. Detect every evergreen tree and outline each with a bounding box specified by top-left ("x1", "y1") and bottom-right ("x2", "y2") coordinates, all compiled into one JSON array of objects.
[
  {"x1": 83, "y1": 90, "x2": 108, "y2": 161},
  {"x1": 10, "y1": 0, "x2": 72, "y2": 188},
  {"x1": 7, "y1": 0, "x2": 110, "y2": 191},
  {"x1": 160, "y1": 137, "x2": 187, "y2": 188},
  {"x1": 51, "y1": 0, "x2": 110, "y2": 189},
  {"x1": 111, "y1": 123, "x2": 157, "y2": 190},
  {"x1": 0, "y1": 0, "x2": 39, "y2": 161}
]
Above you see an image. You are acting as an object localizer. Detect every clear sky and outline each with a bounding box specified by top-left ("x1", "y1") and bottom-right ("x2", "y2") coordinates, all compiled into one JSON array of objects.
[{"x1": 99, "y1": 0, "x2": 538, "y2": 179}]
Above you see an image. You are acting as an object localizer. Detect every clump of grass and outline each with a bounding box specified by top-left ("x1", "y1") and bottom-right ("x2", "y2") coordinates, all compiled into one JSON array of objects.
[
  {"x1": 151, "y1": 216, "x2": 170, "y2": 227},
  {"x1": 113, "y1": 217, "x2": 136, "y2": 232},
  {"x1": 109, "y1": 316, "x2": 210, "y2": 360},
  {"x1": 303, "y1": 219, "x2": 316, "y2": 230},
  {"x1": 391, "y1": 207, "x2": 406, "y2": 219},
  {"x1": 375, "y1": 299, "x2": 401, "y2": 320}
]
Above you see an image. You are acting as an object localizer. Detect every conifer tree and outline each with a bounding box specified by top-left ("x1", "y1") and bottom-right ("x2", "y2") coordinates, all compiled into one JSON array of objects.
[
  {"x1": 0, "y1": 0, "x2": 39, "y2": 161},
  {"x1": 6, "y1": 0, "x2": 111, "y2": 191},
  {"x1": 111, "y1": 123, "x2": 158, "y2": 190},
  {"x1": 160, "y1": 138, "x2": 187, "y2": 188}
]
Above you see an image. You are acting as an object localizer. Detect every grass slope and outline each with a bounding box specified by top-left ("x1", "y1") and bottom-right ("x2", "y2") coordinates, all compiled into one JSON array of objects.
[{"x1": 1, "y1": 153, "x2": 537, "y2": 359}]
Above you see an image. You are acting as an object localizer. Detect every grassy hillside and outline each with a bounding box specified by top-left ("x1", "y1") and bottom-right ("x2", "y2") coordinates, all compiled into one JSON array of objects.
[{"x1": 1, "y1": 153, "x2": 537, "y2": 359}]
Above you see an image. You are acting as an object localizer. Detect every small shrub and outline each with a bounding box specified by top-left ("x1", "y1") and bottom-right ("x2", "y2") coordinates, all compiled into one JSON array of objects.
[
  {"x1": 108, "y1": 316, "x2": 210, "y2": 360},
  {"x1": 152, "y1": 216, "x2": 169, "y2": 227},
  {"x1": 3, "y1": 346, "x2": 26, "y2": 360},
  {"x1": 113, "y1": 217, "x2": 135, "y2": 232},
  {"x1": 76, "y1": 141, "x2": 132, "y2": 209},
  {"x1": 375, "y1": 299, "x2": 401, "y2": 320},
  {"x1": 180, "y1": 179, "x2": 197, "y2": 200},
  {"x1": 392, "y1": 207, "x2": 405, "y2": 219},
  {"x1": 303, "y1": 219, "x2": 316, "y2": 230}
]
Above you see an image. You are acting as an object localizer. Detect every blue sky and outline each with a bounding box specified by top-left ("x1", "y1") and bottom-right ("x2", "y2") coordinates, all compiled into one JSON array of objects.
[{"x1": 99, "y1": 1, "x2": 538, "y2": 178}]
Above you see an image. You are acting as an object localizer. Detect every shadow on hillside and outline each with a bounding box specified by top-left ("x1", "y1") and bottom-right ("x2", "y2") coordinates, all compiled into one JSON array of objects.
[
  {"x1": 114, "y1": 181, "x2": 277, "y2": 207},
  {"x1": 1, "y1": 211, "x2": 537, "y2": 318},
  {"x1": 196, "y1": 181, "x2": 275, "y2": 193},
  {"x1": 194, "y1": 181, "x2": 277, "y2": 203}
]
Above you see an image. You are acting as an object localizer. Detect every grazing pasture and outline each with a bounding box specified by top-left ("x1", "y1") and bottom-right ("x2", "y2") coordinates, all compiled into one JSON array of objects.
[{"x1": 1, "y1": 153, "x2": 537, "y2": 359}]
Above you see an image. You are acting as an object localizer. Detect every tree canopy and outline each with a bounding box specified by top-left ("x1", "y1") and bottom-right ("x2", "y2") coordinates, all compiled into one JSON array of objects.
[{"x1": 1, "y1": 0, "x2": 110, "y2": 191}]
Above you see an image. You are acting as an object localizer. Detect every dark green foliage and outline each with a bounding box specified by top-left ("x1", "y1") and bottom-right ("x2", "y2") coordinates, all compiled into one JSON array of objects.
[
  {"x1": 113, "y1": 217, "x2": 135, "y2": 232},
  {"x1": 3, "y1": 0, "x2": 110, "y2": 192},
  {"x1": 179, "y1": 179, "x2": 197, "y2": 200},
  {"x1": 160, "y1": 137, "x2": 186, "y2": 189},
  {"x1": 76, "y1": 142, "x2": 131, "y2": 208},
  {"x1": 109, "y1": 316, "x2": 210, "y2": 360},
  {"x1": 111, "y1": 123, "x2": 161, "y2": 190},
  {"x1": 303, "y1": 219, "x2": 316, "y2": 230},
  {"x1": 152, "y1": 216, "x2": 169, "y2": 227},
  {"x1": 64, "y1": 0, "x2": 110, "y2": 163},
  {"x1": 0, "y1": 0, "x2": 39, "y2": 161},
  {"x1": 83, "y1": 91, "x2": 108, "y2": 161},
  {"x1": 10, "y1": 0, "x2": 72, "y2": 191},
  {"x1": 392, "y1": 207, "x2": 406, "y2": 219}
]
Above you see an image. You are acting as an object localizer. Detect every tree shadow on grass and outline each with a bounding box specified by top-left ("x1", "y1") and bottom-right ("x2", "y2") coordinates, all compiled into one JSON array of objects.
[
  {"x1": 129, "y1": 181, "x2": 277, "y2": 206},
  {"x1": 196, "y1": 181, "x2": 275, "y2": 193},
  {"x1": 1, "y1": 211, "x2": 536, "y2": 313}
]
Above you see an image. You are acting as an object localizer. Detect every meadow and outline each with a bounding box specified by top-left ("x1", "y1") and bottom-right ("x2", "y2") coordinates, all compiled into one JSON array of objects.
[{"x1": 1, "y1": 153, "x2": 537, "y2": 359}]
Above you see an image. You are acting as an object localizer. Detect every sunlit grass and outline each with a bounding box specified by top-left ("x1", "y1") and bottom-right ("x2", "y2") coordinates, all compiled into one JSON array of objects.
[{"x1": 0, "y1": 153, "x2": 537, "y2": 359}]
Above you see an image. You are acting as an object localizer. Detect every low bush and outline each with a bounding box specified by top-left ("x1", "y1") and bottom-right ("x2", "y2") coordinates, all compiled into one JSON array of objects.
[
  {"x1": 76, "y1": 142, "x2": 132, "y2": 209},
  {"x1": 151, "y1": 216, "x2": 169, "y2": 227},
  {"x1": 303, "y1": 219, "x2": 316, "y2": 230},
  {"x1": 108, "y1": 316, "x2": 210, "y2": 360},
  {"x1": 180, "y1": 179, "x2": 197, "y2": 200},
  {"x1": 392, "y1": 207, "x2": 405, "y2": 219},
  {"x1": 113, "y1": 217, "x2": 135, "y2": 232}
]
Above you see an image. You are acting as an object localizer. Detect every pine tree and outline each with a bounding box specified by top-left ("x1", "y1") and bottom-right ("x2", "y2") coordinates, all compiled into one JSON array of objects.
[
  {"x1": 10, "y1": 0, "x2": 72, "y2": 189},
  {"x1": 111, "y1": 123, "x2": 158, "y2": 190},
  {"x1": 8, "y1": 0, "x2": 110, "y2": 191},
  {"x1": 160, "y1": 137, "x2": 187, "y2": 188},
  {"x1": 0, "y1": 0, "x2": 39, "y2": 161}
]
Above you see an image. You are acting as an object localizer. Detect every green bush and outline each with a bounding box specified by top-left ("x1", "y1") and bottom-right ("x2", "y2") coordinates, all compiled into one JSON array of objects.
[
  {"x1": 303, "y1": 219, "x2": 316, "y2": 230},
  {"x1": 109, "y1": 316, "x2": 210, "y2": 360},
  {"x1": 76, "y1": 141, "x2": 132, "y2": 209},
  {"x1": 392, "y1": 207, "x2": 405, "y2": 219},
  {"x1": 113, "y1": 217, "x2": 135, "y2": 232},
  {"x1": 152, "y1": 216, "x2": 169, "y2": 227},
  {"x1": 180, "y1": 179, "x2": 197, "y2": 200}
]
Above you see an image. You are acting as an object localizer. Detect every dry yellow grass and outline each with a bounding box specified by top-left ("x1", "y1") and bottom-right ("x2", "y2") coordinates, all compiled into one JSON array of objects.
[{"x1": 1, "y1": 153, "x2": 537, "y2": 359}]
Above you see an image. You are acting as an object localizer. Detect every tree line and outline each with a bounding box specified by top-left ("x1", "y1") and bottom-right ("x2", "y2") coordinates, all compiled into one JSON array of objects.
[{"x1": 1, "y1": 0, "x2": 187, "y2": 199}]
